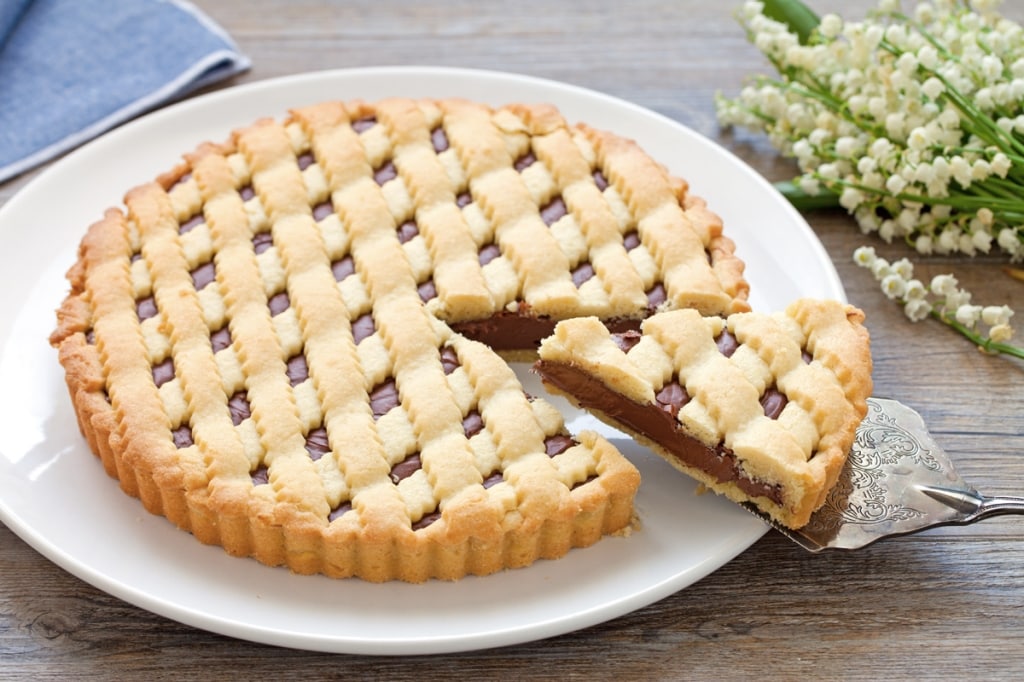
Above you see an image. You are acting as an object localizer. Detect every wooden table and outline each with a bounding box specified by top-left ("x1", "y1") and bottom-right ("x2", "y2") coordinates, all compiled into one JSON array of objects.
[{"x1": 3, "y1": 0, "x2": 1023, "y2": 677}]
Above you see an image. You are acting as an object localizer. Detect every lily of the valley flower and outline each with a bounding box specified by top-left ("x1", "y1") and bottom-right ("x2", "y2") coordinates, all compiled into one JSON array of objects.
[{"x1": 854, "y1": 246, "x2": 1022, "y2": 357}]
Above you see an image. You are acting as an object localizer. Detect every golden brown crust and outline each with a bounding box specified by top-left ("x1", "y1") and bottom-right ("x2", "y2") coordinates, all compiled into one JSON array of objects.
[{"x1": 536, "y1": 299, "x2": 872, "y2": 529}]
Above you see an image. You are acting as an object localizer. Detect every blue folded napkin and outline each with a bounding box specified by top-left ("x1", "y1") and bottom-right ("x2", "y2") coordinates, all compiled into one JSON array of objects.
[{"x1": 0, "y1": 0, "x2": 250, "y2": 183}]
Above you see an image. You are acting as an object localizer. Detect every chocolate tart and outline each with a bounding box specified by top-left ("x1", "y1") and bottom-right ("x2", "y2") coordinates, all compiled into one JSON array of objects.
[
  {"x1": 47, "y1": 97, "x2": 750, "y2": 581},
  {"x1": 535, "y1": 299, "x2": 872, "y2": 529}
]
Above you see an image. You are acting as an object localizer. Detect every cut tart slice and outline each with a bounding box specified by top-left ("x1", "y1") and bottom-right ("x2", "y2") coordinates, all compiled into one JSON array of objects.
[{"x1": 534, "y1": 299, "x2": 872, "y2": 529}]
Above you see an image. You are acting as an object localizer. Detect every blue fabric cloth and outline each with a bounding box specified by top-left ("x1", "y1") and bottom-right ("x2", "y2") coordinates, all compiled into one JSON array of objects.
[
  {"x1": 0, "y1": 0, "x2": 33, "y2": 49},
  {"x1": 0, "y1": 0, "x2": 250, "y2": 183}
]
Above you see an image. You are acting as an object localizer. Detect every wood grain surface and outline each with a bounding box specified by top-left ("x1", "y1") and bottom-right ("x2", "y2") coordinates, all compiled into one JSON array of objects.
[{"x1": 2, "y1": 1, "x2": 1022, "y2": 679}]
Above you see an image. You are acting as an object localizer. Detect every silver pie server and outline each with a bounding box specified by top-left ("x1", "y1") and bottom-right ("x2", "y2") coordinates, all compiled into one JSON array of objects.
[{"x1": 743, "y1": 397, "x2": 1024, "y2": 551}]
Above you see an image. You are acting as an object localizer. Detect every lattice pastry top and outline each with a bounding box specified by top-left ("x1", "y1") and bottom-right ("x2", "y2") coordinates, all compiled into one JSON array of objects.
[
  {"x1": 114, "y1": 97, "x2": 747, "y2": 355},
  {"x1": 47, "y1": 98, "x2": 671, "y2": 582},
  {"x1": 535, "y1": 299, "x2": 873, "y2": 529}
]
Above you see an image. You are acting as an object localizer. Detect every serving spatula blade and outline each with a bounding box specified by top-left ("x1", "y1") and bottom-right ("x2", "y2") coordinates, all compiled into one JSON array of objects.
[{"x1": 745, "y1": 397, "x2": 1024, "y2": 551}]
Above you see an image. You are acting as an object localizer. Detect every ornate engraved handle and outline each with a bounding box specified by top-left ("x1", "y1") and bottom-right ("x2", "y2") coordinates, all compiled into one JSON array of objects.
[{"x1": 975, "y1": 496, "x2": 1024, "y2": 520}]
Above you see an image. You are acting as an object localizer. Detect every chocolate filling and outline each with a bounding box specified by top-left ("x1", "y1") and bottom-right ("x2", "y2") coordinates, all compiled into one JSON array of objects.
[
  {"x1": 252, "y1": 231, "x2": 273, "y2": 254},
  {"x1": 571, "y1": 262, "x2": 595, "y2": 287},
  {"x1": 478, "y1": 243, "x2": 501, "y2": 265},
  {"x1": 172, "y1": 425, "x2": 193, "y2": 449},
  {"x1": 152, "y1": 358, "x2": 175, "y2": 388},
  {"x1": 646, "y1": 283, "x2": 666, "y2": 308},
  {"x1": 716, "y1": 329, "x2": 739, "y2": 357},
  {"x1": 396, "y1": 220, "x2": 419, "y2": 243},
  {"x1": 413, "y1": 510, "x2": 441, "y2": 530},
  {"x1": 369, "y1": 380, "x2": 399, "y2": 418},
  {"x1": 374, "y1": 160, "x2": 397, "y2": 186},
  {"x1": 329, "y1": 501, "x2": 352, "y2": 521},
  {"x1": 390, "y1": 453, "x2": 422, "y2": 484},
  {"x1": 191, "y1": 262, "x2": 216, "y2": 290},
  {"x1": 179, "y1": 214, "x2": 205, "y2": 234},
  {"x1": 544, "y1": 434, "x2": 576, "y2": 457},
  {"x1": 452, "y1": 308, "x2": 643, "y2": 352},
  {"x1": 332, "y1": 255, "x2": 355, "y2": 282},
  {"x1": 313, "y1": 200, "x2": 334, "y2": 221},
  {"x1": 228, "y1": 391, "x2": 251, "y2": 426},
  {"x1": 210, "y1": 326, "x2": 232, "y2": 353},
  {"x1": 418, "y1": 279, "x2": 437, "y2": 303},
  {"x1": 514, "y1": 151, "x2": 536, "y2": 172},
  {"x1": 251, "y1": 465, "x2": 269, "y2": 486},
  {"x1": 622, "y1": 230, "x2": 640, "y2": 251},
  {"x1": 351, "y1": 312, "x2": 375, "y2": 343},
  {"x1": 136, "y1": 295, "x2": 157, "y2": 321},
  {"x1": 305, "y1": 427, "x2": 330, "y2": 460},
  {"x1": 287, "y1": 353, "x2": 308, "y2": 386},
  {"x1": 352, "y1": 116, "x2": 376, "y2": 133},
  {"x1": 540, "y1": 196, "x2": 567, "y2": 226},
  {"x1": 533, "y1": 360, "x2": 783, "y2": 504},
  {"x1": 268, "y1": 292, "x2": 290, "y2": 316},
  {"x1": 655, "y1": 381, "x2": 689, "y2": 418},
  {"x1": 462, "y1": 410, "x2": 484, "y2": 438},
  {"x1": 572, "y1": 474, "x2": 598, "y2": 491},
  {"x1": 761, "y1": 388, "x2": 788, "y2": 420},
  {"x1": 439, "y1": 346, "x2": 460, "y2": 375},
  {"x1": 431, "y1": 127, "x2": 448, "y2": 153},
  {"x1": 614, "y1": 329, "x2": 642, "y2": 353}
]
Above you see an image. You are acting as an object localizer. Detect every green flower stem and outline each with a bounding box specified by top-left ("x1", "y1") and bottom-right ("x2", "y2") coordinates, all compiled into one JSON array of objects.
[
  {"x1": 775, "y1": 180, "x2": 841, "y2": 209},
  {"x1": 810, "y1": 173, "x2": 1024, "y2": 216},
  {"x1": 962, "y1": 177, "x2": 1023, "y2": 202},
  {"x1": 935, "y1": 311, "x2": 1024, "y2": 359},
  {"x1": 949, "y1": 94, "x2": 1024, "y2": 158},
  {"x1": 778, "y1": 174, "x2": 1024, "y2": 222}
]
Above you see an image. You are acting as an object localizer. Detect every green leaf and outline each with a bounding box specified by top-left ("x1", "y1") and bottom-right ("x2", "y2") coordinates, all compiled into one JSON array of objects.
[
  {"x1": 775, "y1": 180, "x2": 840, "y2": 210},
  {"x1": 761, "y1": 0, "x2": 821, "y2": 45}
]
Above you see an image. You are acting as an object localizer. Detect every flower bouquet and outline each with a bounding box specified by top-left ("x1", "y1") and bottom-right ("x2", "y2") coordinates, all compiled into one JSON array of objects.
[{"x1": 716, "y1": 0, "x2": 1022, "y2": 358}]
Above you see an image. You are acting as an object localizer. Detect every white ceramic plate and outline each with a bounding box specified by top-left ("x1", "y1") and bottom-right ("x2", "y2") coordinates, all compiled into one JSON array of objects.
[{"x1": 0, "y1": 67, "x2": 843, "y2": 655}]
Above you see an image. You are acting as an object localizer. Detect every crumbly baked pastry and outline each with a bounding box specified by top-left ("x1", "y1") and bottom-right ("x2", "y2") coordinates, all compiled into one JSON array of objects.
[
  {"x1": 534, "y1": 299, "x2": 872, "y2": 529},
  {"x1": 49, "y1": 96, "x2": 751, "y2": 581}
]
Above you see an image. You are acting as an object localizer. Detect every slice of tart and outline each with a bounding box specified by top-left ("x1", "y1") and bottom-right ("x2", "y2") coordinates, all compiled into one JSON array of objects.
[{"x1": 534, "y1": 299, "x2": 872, "y2": 529}]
